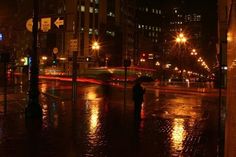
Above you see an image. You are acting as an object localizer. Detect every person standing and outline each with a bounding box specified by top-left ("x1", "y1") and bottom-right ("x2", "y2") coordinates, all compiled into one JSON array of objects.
[{"x1": 132, "y1": 80, "x2": 145, "y2": 120}]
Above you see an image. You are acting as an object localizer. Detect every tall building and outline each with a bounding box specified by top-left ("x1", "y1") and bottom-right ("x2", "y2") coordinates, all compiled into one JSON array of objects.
[
  {"x1": 63, "y1": 0, "x2": 136, "y2": 67},
  {"x1": 11, "y1": 0, "x2": 136, "y2": 71},
  {"x1": 136, "y1": 0, "x2": 204, "y2": 72},
  {"x1": 135, "y1": 0, "x2": 165, "y2": 70},
  {"x1": 220, "y1": 0, "x2": 235, "y2": 156}
]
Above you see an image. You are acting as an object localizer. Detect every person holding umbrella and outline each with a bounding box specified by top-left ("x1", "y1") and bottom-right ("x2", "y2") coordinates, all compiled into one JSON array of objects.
[{"x1": 132, "y1": 79, "x2": 145, "y2": 120}]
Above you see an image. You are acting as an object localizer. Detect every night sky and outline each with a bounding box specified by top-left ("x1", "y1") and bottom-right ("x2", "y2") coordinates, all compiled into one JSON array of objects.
[{"x1": 186, "y1": 0, "x2": 218, "y2": 65}]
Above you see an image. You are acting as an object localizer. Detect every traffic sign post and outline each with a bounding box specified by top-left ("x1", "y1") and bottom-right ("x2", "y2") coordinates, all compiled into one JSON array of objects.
[
  {"x1": 53, "y1": 47, "x2": 58, "y2": 54},
  {"x1": 54, "y1": 18, "x2": 64, "y2": 28},
  {"x1": 41, "y1": 17, "x2": 51, "y2": 32},
  {"x1": 26, "y1": 17, "x2": 64, "y2": 32},
  {"x1": 70, "y1": 39, "x2": 78, "y2": 52},
  {"x1": 26, "y1": 18, "x2": 40, "y2": 32}
]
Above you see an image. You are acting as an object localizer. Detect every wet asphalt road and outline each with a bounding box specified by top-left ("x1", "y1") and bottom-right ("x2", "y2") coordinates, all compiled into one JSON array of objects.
[{"x1": 0, "y1": 79, "x2": 220, "y2": 157}]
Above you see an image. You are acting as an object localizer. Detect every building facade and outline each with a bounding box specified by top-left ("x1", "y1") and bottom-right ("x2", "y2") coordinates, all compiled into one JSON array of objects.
[
  {"x1": 63, "y1": 0, "x2": 136, "y2": 68},
  {"x1": 10, "y1": 0, "x2": 136, "y2": 72},
  {"x1": 223, "y1": 0, "x2": 236, "y2": 156},
  {"x1": 136, "y1": 0, "x2": 205, "y2": 80}
]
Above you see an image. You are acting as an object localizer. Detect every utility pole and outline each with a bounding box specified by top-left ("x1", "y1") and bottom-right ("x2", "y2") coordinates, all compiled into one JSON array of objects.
[
  {"x1": 72, "y1": 0, "x2": 81, "y2": 103},
  {"x1": 25, "y1": 0, "x2": 42, "y2": 118}
]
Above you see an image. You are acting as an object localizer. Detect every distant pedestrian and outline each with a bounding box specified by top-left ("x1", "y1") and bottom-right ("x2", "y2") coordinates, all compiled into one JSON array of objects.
[{"x1": 132, "y1": 80, "x2": 145, "y2": 120}]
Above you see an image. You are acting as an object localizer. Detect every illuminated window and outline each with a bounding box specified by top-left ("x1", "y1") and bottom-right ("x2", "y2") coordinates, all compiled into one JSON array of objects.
[
  {"x1": 145, "y1": 8, "x2": 148, "y2": 12},
  {"x1": 89, "y1": 7, "x2": 94, "y2": 13},
  {"x1": 81, "y1": 5, "x2": 85, "y2": 12},
  {"x1": 197, "y1": 15, "x2": 201, "y2": 21},
  {"x1": 107, "y1": 12, "x2": 115, "y2": 17},
  {"x1": 89, "y1": 28, "x2": 93, "y2": 34},
  {"x1": 106, "y1": 31, "x2": 115, "y2": 36}
]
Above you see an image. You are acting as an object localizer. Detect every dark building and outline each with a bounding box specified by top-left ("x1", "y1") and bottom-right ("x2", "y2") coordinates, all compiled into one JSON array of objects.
[
  {"x1": 10, "y1": 0, "x2": 136, "y2": 71},
  {"x1": 136, "y1": 0, "x2": 207, "y2": 74}
]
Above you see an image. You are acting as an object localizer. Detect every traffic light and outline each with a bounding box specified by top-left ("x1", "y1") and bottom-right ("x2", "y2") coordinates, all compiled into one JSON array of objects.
[{"x1": 52, "y1": 53, "x2": 57, "y2": 65}]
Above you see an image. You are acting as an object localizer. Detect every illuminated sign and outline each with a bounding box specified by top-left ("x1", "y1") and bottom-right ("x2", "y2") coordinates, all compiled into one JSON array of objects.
[
  {"x1": 0, "y1": 33, "x2": 3, "y2": 41},
  {"x1": 23, "y1": 57, "x2": 28, "y2": 65}
]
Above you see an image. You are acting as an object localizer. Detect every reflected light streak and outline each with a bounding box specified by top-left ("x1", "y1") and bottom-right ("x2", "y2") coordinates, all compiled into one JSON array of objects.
[
  {"x1": 42, "y1": 103, "x2": 49, "y2": 128},
  {"x1": 140, "y1": 103, "x2": 145, "y2": 119},
  {"x1": 87, "y1": 92, "x2": 97, "y2": 100},
  {"x1": 41, "y1": 83, "x2": 47, "y2": 93},
  {"x1": 171, "y1": 118, "x2": 186, "y2": 152},
  {"x1": 89, "y1": 104, "x2": 99, "y2": 136}
]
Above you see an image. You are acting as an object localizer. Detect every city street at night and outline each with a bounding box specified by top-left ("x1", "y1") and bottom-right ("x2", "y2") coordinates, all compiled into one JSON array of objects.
[
  {"x1": 0, "y1": 79, "x2": 221, "y2": 157},
  {"x1": 1, "y1": 0, "x2": 236, "y2": 156}
]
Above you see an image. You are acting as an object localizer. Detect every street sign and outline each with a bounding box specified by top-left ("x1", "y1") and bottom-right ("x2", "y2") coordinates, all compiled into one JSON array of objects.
[
  {"x1": 70, "y1": 39, "x2": 78, "y2": 52},
  {"x1": 26, "y1": 18, "x2": 40, "y2": 32},
  {"x1": 26, "y1": 17, "x2": 64, "y2": 32},
  {"x1": 41, "y1": 17, "x2": 51, "y2": 32},
  {"x1": 53, "y1": 47, "x2": 58, "y2": 54},
  {"x1": 26, "y1": 18, "x2": 33, "y2": 32},
  {"x1": 54, "y1": 18, "x2": 64, "y2": 28}
]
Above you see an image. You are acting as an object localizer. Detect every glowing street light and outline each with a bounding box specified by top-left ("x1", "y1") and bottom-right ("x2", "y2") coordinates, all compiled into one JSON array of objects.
[
  {"x1": 42, "y1": 56, "x2": 48, "y2": 60},
  {"x1": 92, "y1": 41, "x2": 100, "y2": 50},
  {"x1": 175, "y1": 33, "x2": 187, "y2": 78},
  {"x1": 191, "y1": 49, "x2": 198, "y2": 56},
  {"x1": 176, "y1": 33, "x2": 187, "y2": 43},
  {"x1": 92, "y1": 41, "x2": 100, "y2": 67}
]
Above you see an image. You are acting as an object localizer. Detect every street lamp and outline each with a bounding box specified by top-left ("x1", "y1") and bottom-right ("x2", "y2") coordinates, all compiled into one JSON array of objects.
[
  {"x1": 191, "y1": 49, "x2": 198, "y2": 56},
  {"x1": 175, "y1": 33, "x2": 187, "y2": 79},
  {"x1": 175, "y1": 33, "x2": 187, "y2": 44},
  {"x1": 92, "y1": 41, "x2": 100, "y2": 66}
]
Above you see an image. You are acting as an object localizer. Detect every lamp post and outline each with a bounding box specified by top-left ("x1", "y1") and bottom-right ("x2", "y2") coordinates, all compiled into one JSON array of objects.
[
  {"x1": 25, "y1": 0, "x2": 42, "y2": 119},
  {"x1": 175, "y1": 33, "x2": 187, "y2": 79},
  {"x1": 92, "y1": 41, "x2": 100, "y2": 67},
  {"x1": 191, "y1": 49, "x2": 198, "y2": 56}
]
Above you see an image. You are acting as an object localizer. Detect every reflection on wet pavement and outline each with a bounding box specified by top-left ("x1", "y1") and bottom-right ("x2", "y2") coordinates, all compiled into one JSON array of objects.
[
  {"x1": 171, "y1": 118, "x2": 186, "y2": 152},
  {"x1": 0, "y1": 81, "x2": 218, "y2": 157}
]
